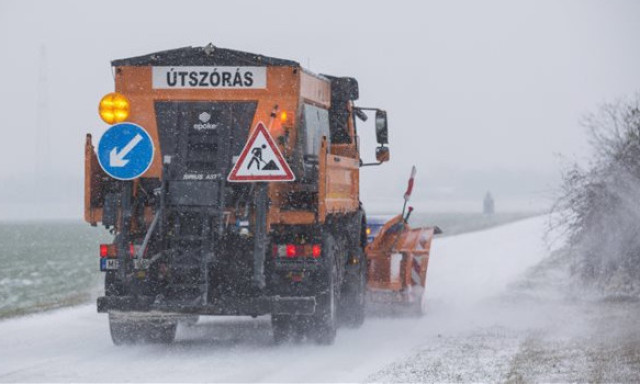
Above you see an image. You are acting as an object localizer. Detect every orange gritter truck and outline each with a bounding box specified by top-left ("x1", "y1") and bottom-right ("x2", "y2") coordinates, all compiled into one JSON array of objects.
[{"x1": 86, "y1": 44, "x2": 395, "y2": 345}]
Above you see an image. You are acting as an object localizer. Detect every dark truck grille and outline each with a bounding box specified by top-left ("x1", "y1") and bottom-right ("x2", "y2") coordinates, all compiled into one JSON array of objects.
[
  {"x1": 155, "y1": 101, "x2": 257, "y2": 181},
  {"x1": 153, "y1": 101, "x2": 258, "y2": 301}
]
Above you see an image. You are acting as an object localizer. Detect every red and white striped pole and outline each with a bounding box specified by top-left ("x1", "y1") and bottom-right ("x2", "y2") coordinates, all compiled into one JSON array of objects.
[{"x1": 402, "y1": 166, "x2": 417, "y2": 217}]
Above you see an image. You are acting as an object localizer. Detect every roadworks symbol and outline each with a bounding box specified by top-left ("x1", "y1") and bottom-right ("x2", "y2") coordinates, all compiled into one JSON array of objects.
[
  {"x1": 247, "y1": 144, "x2": 279, "y2": 171},
  {"x1": 227, "y1": 121, "x2": 295, "y2": 182}
]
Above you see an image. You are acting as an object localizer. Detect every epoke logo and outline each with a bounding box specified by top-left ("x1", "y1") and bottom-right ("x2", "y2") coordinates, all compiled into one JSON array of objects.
[{"x1": 193, "y1": 111, "x2": 218, "y2": 131}]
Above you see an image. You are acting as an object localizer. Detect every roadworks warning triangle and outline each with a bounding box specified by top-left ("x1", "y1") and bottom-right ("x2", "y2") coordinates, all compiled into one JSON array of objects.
[{"x1": 227, "y1": 121, "x2": 295, "y2": 182}]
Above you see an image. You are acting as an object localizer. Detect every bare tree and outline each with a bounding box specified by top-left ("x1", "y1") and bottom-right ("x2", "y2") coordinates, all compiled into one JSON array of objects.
[{"x1": 554, "y1": 94, "x2": 640, "y2": 294}]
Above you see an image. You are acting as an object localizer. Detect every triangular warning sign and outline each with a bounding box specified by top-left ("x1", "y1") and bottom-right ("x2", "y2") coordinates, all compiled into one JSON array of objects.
[{"x1": 227, "y1": 121, "x2": 295, "y2": 182}]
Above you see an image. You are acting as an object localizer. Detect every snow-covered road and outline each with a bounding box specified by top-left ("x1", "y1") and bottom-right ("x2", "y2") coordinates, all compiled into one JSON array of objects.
[{"x1": 1, "y1": 216, "x2": 637, "y2": 382}]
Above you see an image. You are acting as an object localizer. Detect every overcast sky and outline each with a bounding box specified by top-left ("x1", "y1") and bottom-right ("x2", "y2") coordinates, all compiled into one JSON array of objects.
[{"x1": 1, "y1": 0, "x2": 639, "y2": 220}]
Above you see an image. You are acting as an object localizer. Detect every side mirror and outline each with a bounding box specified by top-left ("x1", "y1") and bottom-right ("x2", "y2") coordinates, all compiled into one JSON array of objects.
[
  {"x1": 357, "y1": 107, "x2": 391, "y2": 167},
  {"x1": 375, "y1": 110, "x2": 388, "y2": 145},
  {"x1": 375, "y1": 146, "x2": 390, "y2": 163}
]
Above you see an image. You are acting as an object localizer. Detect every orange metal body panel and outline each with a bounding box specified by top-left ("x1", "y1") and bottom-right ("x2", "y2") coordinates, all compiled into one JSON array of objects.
[
  {"x1": 84, "y1": 134, "x2": 116, "y2": 225},
  {"x1": 366, "y1": 215, "x2": 435, "y2": 293},
  {"x1": 324, "y1": 154, "x2": 359, "y2": 213},
  {"x1": 84, "y1": 134, "x2": 101, "y2": 224},
  {"x1": 317, "y1": 138, "x2": 328, "y2": 223},
  {"x1": 114, "y1": 66, "x2": 301, "y2": 178},
  {"x1": 85, "y1": 63, "x2": 361, "y2": 228}
]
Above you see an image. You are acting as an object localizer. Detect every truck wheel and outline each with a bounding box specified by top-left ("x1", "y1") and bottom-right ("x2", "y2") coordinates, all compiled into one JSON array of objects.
[
  {"x1": 180, "y1": 315, "x2": 199, "y2": 327},
  {"x1": 292, "y1": 318, "x2": 308, "y2": 342},
  {"x1": 310, "y1": 233, "x2": 339, "y2": 345},
  {"x1": 109, "y1": 314, "x2": 177, "y2": 345},
  {"x1": 272, "y1": 315, "x2": 308, "y2": 344},
  {"x1": 339, "y1": 248, "x2": 366, "y2": 328},
  {"x1": 142, "y1": 321, "x2": 178, "y2": 343},
  {"x1": 271, "y1": 315, "x2": 293, "y2": 344}
]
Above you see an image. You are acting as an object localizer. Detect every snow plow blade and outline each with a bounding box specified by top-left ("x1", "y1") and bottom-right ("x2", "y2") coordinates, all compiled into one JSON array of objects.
[{"x1": 365, "y1": 214, "x2": 439, "y2": 314}]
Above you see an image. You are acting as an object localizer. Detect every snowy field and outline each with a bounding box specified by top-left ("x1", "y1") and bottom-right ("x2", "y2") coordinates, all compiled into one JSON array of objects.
[
  {"x1": 0, "y1": 213, "x2": 530, "y2": 319},
  {"x1": 1, "y1": 216, "x2": 638, "y2": 382},
  {"x1": 0, "y1": 222, "x2": 110, "y2": 318}
]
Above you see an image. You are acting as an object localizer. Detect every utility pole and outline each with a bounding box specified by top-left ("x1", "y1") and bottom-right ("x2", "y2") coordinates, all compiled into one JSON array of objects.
[{"x1": 35, "y1": 44, "x2": 51, "y2": 187}]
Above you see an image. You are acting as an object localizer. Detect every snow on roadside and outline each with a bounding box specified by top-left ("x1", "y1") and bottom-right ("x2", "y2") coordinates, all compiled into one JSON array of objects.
[
  {"x1": 368, "y1": 215, "x2": 640, "y2": 383},
  {"x1": 9, "y1": 215, "x2": 626, "y2": 383},
  {"x1": 426, "y1": 216, "x2": 548, "y2": 311}
]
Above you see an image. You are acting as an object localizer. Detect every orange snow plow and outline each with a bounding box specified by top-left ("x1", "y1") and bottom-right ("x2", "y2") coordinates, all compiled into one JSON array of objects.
[{"x1": 365, "y1": 168, "x2": 441, "y2": 315}]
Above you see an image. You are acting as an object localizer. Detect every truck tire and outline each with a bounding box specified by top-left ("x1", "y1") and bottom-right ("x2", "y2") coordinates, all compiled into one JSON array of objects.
[
  {"x1": 339, "y1": 247, "x2": 366, "y2": 328},
  {"x1": 271, "y1": 315, "x2": 293, "y2": 344},
  {"x1": 310, "y1": 233, "x2": 339, "y2": 345},
  {"x1": 109, "y1": 314, "x2": 177, "y2": 345},
  {"x1": 180, "y1": 315, "x2": 199, "y2": 327},
  {"x1": 272, "y1": 315, "x2": 308, "y2": 344},
  {"x1": 143, "y1": 321, "x2": 177, "y2": 344}
]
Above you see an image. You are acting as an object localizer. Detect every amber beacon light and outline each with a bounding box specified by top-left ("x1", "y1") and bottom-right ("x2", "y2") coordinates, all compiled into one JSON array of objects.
[{"x1": 99, "y1": 92, "x2": 130, "y2": 124}]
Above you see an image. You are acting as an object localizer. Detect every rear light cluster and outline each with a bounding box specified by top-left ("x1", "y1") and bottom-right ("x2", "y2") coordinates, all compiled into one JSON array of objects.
[
  {"x1": 99, "y1": 243, "x2": 141, "y2": 258},
  {"x1": 273, "y1": 244, "x2": 321, "y2": 259},
  {"x1": 100, "y1": 244, "x2": 116, "y2": 258}
]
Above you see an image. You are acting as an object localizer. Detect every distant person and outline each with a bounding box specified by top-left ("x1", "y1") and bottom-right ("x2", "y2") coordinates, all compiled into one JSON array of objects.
[{"x1": 483, "y1": 191, "x2": 495, "y2": 215}]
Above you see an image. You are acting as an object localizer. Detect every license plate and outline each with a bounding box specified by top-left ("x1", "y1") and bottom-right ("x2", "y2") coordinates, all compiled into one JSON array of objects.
[
  {"x1": 100, "y1": 259, "x2": 151, "y2": 271},
  {"x1": 100, "y1": 258, "x2": 119, "y2": 271},
  {"x1": 133, "y1": 259, "x2": 151, "y2": 270}
]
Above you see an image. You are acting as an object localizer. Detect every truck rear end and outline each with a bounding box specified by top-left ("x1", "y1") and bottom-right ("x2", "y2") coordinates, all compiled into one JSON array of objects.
[{"x1": 85, "y1": 44, "x2": 390, "y2": 345}]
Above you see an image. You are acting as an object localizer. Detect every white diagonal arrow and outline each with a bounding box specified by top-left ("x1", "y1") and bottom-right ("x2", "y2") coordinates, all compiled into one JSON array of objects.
[{"x1": 109, "y1": 134, "x2": 143, "y2": 167}]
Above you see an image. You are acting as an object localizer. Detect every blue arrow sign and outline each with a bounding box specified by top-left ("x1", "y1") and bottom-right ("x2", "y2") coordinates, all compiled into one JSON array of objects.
[{"x1": 97, "y1": 123, "x2": 154, "y2": 180}]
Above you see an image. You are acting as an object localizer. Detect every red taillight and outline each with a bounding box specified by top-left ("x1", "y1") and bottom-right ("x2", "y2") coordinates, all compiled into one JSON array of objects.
[
  {"x1": 100, "y1": 244, "x2": 108, "y2": 258},
  {"x1": 281, "y1": 243, "x2": 321, "y2": 258},
  {"x1": 129, "y1": 243, "x2": 135, "y2": 258}
]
